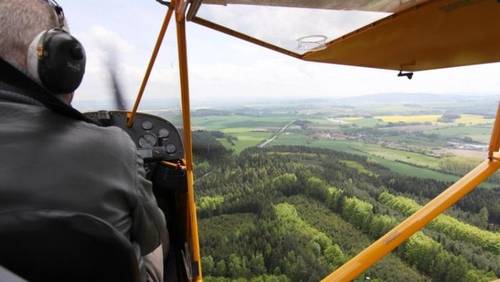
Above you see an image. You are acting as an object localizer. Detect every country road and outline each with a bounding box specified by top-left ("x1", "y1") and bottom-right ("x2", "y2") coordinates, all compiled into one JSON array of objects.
[{"x1": 258, "y1": 120, "x2": 296, "y2": 148}]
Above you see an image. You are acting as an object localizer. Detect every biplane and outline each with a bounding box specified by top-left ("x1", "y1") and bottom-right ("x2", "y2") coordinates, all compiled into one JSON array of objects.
[{"x1": 2, "y1": 0, "x2": 500, "y2": 281}]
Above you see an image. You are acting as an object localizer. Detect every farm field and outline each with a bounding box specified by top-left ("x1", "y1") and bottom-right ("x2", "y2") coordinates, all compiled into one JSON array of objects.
[
  {"x1": 375, "y1": 114, "x2": 442, "y2": 124},
  {"x1": 335, "y1": 114, "x2": 493, "y2": 129},
  {"x1": 341, "y1": 117, "x2": 382, "y2": 127},
  {"x1": 454, "y1": 114, "x2": 494, "y2": 125}
]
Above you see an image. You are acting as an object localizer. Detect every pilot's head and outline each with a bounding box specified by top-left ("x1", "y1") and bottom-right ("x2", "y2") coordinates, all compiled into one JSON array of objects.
[{"x1": 0, "y1": 0, "x2": 86, "y2": 104}]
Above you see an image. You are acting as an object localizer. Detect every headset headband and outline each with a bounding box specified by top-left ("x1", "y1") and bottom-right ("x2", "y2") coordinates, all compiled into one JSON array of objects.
[{"x1": 45, "y1": 0, "x2": 66, "y2": 29}]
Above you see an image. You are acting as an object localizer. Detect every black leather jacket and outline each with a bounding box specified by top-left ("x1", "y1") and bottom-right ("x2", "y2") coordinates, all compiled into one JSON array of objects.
[{"x1": 0, "y1": 70, "x2": 166, "y2": 258}]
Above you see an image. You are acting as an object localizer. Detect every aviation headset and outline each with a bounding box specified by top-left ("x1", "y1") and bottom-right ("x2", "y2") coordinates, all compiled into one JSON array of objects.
[{"x1": 26, "y1": 0, "x2": 86, "y2": 95}]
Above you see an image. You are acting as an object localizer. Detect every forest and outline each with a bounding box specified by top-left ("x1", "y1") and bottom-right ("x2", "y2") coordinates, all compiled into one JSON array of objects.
[{"x1": 192, "y1": 131, "x2": 500, "y2": 281}]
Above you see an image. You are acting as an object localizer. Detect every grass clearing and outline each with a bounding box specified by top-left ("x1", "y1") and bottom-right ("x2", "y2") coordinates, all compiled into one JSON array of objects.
[
  {"x1": 340, "y1": 160, "x2": 377, "y2": 177},
  {"x1": 224, "y1": 130, "x2": 270, "y2": 153}
]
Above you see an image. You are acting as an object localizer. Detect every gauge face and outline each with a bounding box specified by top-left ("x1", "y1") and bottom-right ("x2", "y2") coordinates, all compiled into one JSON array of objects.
[
  {"x1": 141, "y1": 120, "x2": 153, "y2": 130},
  {"x1": 166, "y1": 144, "x2": 176, "y2": 154},
  {"x1": 139, "y1": 134, "x2": 157, "y2": 149},
  {"x1": 158, "y1": 128, "x2": 170, "y2": 138}
]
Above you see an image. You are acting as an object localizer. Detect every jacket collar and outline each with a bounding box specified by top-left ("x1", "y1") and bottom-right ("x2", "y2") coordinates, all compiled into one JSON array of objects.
[{"x1": 0, "y1": 58, "x2": 98, "y2": 124}]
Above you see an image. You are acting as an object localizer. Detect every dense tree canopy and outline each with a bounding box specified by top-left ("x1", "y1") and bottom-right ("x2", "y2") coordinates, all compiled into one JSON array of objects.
[{"x1": 192, "y1": 138, "x2": 499, "y2": 281}]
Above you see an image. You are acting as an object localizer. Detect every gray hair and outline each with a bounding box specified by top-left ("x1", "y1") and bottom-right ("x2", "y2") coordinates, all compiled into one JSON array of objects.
[{"x1": 0, "y1": 0, "x2": 59, "y2": 72}]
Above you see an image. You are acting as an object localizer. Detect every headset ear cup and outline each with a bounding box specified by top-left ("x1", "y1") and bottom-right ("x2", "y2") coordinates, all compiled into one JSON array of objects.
[
  {"x1": 26, "y1": 31, "x2": 45, "y2": 85},
  {"x1": 37, "y1": 29, "x2": 86, "y2": 94}
]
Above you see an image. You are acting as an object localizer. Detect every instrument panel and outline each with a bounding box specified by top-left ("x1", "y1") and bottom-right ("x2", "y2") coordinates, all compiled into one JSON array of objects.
[{"x1": 83, "y1": 111, "x2": 184, "y2": 163}]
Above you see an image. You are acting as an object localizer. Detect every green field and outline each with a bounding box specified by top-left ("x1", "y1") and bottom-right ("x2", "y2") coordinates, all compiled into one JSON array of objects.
[
  {"x1": 193, "y1": 115, "x2": 294, "y2": 153},
  {"x1": 311, "y1": 141, "x2": 459, "y2": 182},
  {"x1": 268, "y1": 132, "x2": 315, "y2": 147},
  {"x1": 221, "y1": 128, "x2": 270, "y2": 153},
  {"x1": 271, "y1": 134, "x2": 480, "y2": 183},
  {"x1": 347, "y1": 117, "x2": 382, "y2": 127},
  {"x1": 280, "y1": 136, "x2": 499, "y2": 187},
  {"x1": 427, "y1": 125, "x2": 492, "y2": 143},
  {"x1": 193, "y1": 115, "x2": 297, "y2": 130},
  {"x1": 370, "y1": 156, "x2": 459, "y2": 182},
  {"x1": 361, "y1": 144, "x2": 441, "y2": 169},
  {"x1": 274, "y1": 134, "x2": 440, "y2": 169}
]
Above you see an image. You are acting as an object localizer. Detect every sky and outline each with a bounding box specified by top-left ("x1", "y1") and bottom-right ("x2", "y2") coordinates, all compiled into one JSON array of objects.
[{"x1": 57, "y1": 0, "x2": 500, "y2": 109}]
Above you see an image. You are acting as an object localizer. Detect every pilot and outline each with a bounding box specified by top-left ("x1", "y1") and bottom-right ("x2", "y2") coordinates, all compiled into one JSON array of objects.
[{"x1": 0, "y1": 1, "x2": 167, "y2": 281}]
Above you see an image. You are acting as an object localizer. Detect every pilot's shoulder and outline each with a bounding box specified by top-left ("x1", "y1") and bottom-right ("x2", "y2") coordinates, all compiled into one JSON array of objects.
[{"x1": 70, "y1": 120, "x2": 137, "y2": 158}]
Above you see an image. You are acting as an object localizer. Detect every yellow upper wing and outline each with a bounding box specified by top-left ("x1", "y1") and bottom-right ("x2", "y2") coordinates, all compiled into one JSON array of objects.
[{"x1": 303, "y1": 0, "x2": 500, "y2": 71}]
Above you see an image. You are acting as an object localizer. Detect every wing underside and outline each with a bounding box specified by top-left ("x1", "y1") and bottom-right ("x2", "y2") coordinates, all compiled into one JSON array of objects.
[
  {"x1": 189, "y1": 0, "x2": 500, "y2": 71},
  {"x1": 200, "y1": 0, "x2": 421, "y2": 12}
]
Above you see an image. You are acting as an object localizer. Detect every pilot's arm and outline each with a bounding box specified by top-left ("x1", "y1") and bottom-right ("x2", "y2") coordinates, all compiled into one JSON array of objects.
[
  {"x1": 87, "y1": 124, "x2": 168, "y2": 282},
  {"x1": 128, "y1": 142, "x2": 169, "y2": 282}
]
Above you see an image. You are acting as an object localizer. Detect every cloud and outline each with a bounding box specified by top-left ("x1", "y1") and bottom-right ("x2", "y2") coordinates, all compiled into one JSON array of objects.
[
  {"x1": 69, "y1": 4, "x2": 500, "y2": 111},
  {"x1": 73, "y1": 25, "x2": 179, "y2": 106}
]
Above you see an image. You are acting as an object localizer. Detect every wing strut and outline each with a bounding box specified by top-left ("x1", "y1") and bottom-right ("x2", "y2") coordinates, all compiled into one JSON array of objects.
[
  {"x1": 191, "y1": 16, "x2": 302, "y2": 59},
  {"x1": 126, "y1": 1, "x2": 203, "y2": 280},
  {"x1": 175, "y1": 0, "x2": 203, "y2": 280},
  {"x1": 127, "y1": 4, "x2": 174, "y2": 127}
]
